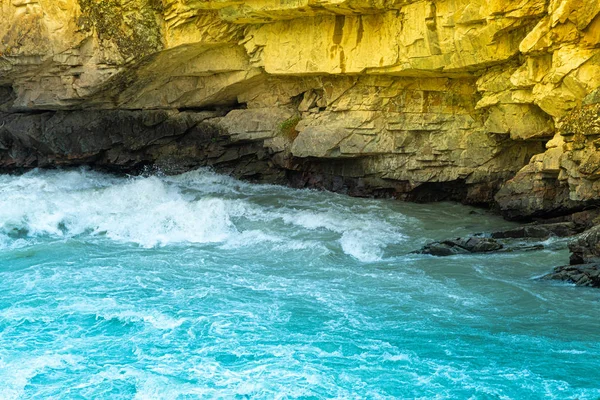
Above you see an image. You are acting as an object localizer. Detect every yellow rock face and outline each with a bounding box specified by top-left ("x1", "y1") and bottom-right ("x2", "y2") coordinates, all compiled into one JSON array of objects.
[
  {"x1": 2, "y1": 0, "x2": 596, "y2": 113},
  {"x1": 0, "y1": 0, "x2": 599, "y2": 205}
]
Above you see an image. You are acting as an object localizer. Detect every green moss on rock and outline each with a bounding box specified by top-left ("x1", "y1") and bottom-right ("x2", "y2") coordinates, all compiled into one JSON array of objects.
[{"x1": 278, "y1": 116, "x2": 301, "y2": 141}]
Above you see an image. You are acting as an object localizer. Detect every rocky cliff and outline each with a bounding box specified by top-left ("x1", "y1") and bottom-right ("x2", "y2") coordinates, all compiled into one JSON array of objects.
[{"x1": 1, "y1": 0, "x2": 599, "y2": 218}]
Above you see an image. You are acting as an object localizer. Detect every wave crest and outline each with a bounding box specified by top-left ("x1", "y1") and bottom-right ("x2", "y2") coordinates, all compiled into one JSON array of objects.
[{"x1": 0, "y1": 168, "x2": 407, "y2": 261}]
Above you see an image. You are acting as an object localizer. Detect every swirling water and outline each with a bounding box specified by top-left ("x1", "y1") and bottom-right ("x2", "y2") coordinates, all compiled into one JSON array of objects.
[{"x1": 0, "y1": 168, "x2": 599, "y2": 399}]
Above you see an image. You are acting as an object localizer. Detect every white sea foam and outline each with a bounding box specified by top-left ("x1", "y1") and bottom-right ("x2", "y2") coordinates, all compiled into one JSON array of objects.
[
  {"x1": 554, "y1": 349, "x2": 588, "y2": 355},
  {"x1": 0, "y1": 306, "x2": 55, "y2": 323},
  {"x1": 0, "y1": 170, "x2": 237, "y2": 247},
  {"x1": 340, "y1": 230, "x2": 386, "y2": 262},
  {"x1": 0, "y1": 168, "x2": 407, "y2": 261},
  {"x1": 0, "y1": 354, "x2": 83, "y2": 400},
  {"x1": 382, "y1": 353, "x2": 411, "y2": 362}
]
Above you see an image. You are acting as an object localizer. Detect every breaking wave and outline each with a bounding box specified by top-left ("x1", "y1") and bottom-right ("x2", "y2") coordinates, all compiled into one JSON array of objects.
[{"x1": 0, "y1": 168, "x2": 408, "y2": 261}]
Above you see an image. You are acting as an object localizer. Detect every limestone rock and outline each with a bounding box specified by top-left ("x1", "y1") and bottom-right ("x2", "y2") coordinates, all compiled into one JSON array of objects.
[
  {"x1": 496, "y1": 97, "x2": 600, "y2": 219},
  {"x1": 484, "y1": 104, "x2": 554, "y2": 141}
]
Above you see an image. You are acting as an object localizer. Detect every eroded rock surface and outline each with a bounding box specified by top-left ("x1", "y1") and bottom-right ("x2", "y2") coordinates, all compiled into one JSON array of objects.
[
  {"x1": 0, "y1": 0, "x2": 599, "y2": 211},
  {"x1": 541, "y1": 224, "x2": 600, "y2": 287},
  {"x1": 542, "y1": 264, "x2": 600, "y2": 288},
  {"x1": 496, "y1": 98, "x2": 600, "y2": 219}
]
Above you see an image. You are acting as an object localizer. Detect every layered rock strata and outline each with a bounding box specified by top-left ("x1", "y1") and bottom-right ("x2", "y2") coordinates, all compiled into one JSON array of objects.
[
  {"x1": 497, "y1": 96, "x2": 600, "y2": 218},
  {"x1": 0, "y1": 108, "x2": 284, "y2": 182},
  {"x1": 0, "y1": 0, "x2": 599, "y2": 212}
]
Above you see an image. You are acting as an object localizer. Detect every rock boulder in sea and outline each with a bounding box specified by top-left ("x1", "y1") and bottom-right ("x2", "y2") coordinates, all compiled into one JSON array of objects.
[
  {"x1": 542, "y1": 264, "x2": 600, "y2": 288},
  {"x1": 417, "y1": 237, "x2": 504, "y2": 256},
  {"x1": 541, "y1": 224, "x2": 600, "y2": 287},
  {"x1": 0, "y1": 0, "x2": 599, "y2": 216}
]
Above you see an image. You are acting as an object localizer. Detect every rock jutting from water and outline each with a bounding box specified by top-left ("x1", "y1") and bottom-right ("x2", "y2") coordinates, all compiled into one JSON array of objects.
[
  {"x1": 417, "y1": 236, "x2": 504, "y2": 256},
  {"x1": 414, "y1": 220, "x2": 582, "y2": 257},
  {"x1": 415, "y1": 217, "x2": 600, "y2": 288},
  {"x1": 541, "y1": 224, "x2": 600, "y2": 287},
  {"x1": 542, "y1": 264, "x2": 600, "y2": 288}
]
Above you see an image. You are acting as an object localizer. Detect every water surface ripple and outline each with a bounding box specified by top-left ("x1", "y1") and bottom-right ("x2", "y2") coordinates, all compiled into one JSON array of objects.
[{"x1": 0, "y1": 169, "x2": 598, "y2": 399}]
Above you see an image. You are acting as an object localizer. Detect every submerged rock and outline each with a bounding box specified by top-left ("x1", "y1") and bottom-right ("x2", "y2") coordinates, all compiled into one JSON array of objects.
[
  {"x1": 418, "y1": 237, "x2": 503, "y2": 256},
  {"x1": 542, "y1": 264, "x2": 600, "y2": 288}
]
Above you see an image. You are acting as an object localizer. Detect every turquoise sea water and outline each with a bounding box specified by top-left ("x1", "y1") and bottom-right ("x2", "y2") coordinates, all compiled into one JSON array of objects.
[{"x1": 0, "y1": 168, "x2": 599, "y2": 399}]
